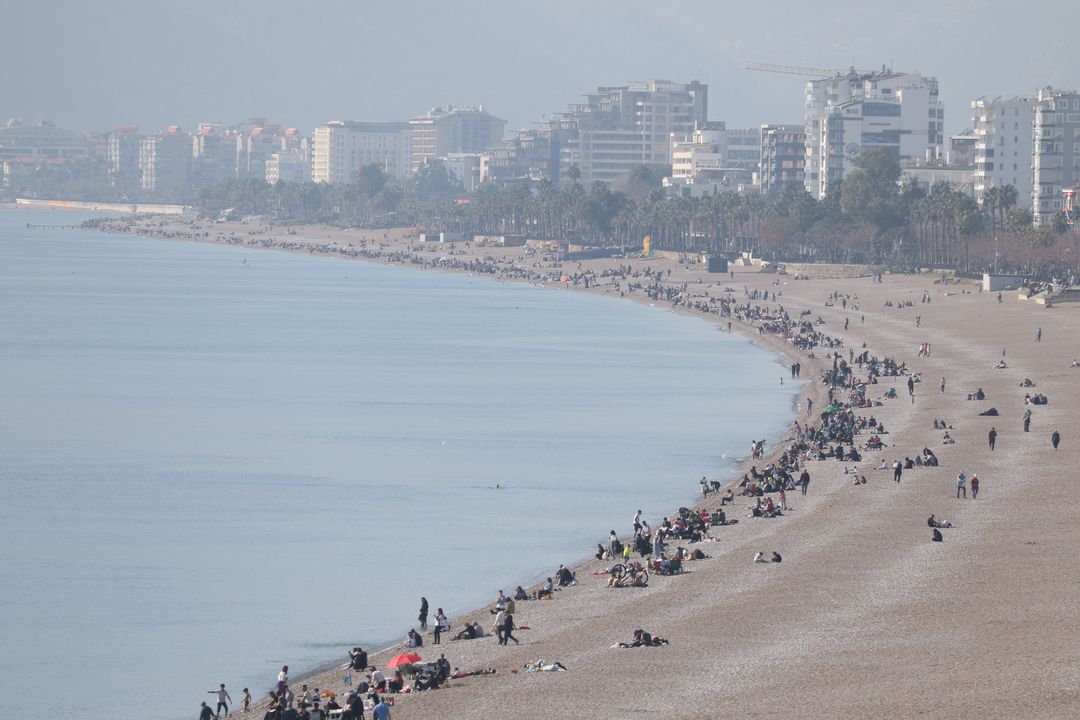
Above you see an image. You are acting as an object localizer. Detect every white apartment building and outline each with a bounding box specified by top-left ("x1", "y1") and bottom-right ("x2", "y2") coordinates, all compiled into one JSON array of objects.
[
  {"x1": 409, "y1": 107, "x2": 505, "y2": 173},
  {"x1": 1032, "y1": 87, "x2": 1080, "y2": 226},
  {"x1": 311, "y1": 121, "x2": 411, "y2": 184},
  {"x1": 665, "y1": 122, "x2": 756, "y2": 196},
  {"x1": 139, "y1": 126, "x2": 192, "y2": 196},
  {"x1": 806, "y1": 70, "x2": 944, "y2": 198},
  {"x1": 561, "y1": 80, "x2": 708, "y2": 184},
  {"x1": 266, "y1": 150, "x2": 310, "y2": 184},
  {"x1": 106, "y1": 124, "x2": 142, "y2": 194},
  {"x1": 671, "y1": 123, "x2": 726, "y2": 183},
  {"x1": 971, "y1": 96, "x2": 1034, "y2": 209}
]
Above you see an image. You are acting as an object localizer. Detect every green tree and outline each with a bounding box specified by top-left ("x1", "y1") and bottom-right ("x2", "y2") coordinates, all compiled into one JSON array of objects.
[{"x1": 840, "y1": 148, "x2": 905, "y2": 239}]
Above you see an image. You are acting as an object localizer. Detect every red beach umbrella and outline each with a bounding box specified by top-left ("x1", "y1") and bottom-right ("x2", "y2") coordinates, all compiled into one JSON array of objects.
[{"x1": 387, "y1": 653, "x2": 422, "y2": 668}]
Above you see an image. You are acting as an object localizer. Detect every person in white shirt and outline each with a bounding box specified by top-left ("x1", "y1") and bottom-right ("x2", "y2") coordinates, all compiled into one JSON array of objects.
[
  {"x1": 277, "y1": 666, "x2": 288, "y2": 696},
  {"x1": 370, "y1": 668, "x2": 387, "y2": 691},
  {"x1": 207, "y1": 684, "x2": 232, "y2": 717}
]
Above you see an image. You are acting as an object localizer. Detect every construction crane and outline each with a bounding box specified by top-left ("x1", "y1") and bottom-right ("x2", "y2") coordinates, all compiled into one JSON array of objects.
[{"x1": 745, "y1": 62, "x2": 878, "y2": 78}]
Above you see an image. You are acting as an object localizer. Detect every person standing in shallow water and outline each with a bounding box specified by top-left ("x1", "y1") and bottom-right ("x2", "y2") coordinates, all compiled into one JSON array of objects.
[{"x1": 418, "y1": 597, "x2": 428, "y2": 630}]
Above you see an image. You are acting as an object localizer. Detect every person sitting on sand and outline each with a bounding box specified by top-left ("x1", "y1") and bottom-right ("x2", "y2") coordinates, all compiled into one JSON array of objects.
[
  {"x1": 771, "y1": 551, "x2": 782, "y2": 563},
  {"x1": 387, "y1": 670, "x2": 404, "y2": 694},
  {"x1": 538, "y1": 578, "x2": 554, "y2": 600},
  {"x1": 719, "y1": 488, "x2": 734, "y2": 505},
  {"x1": 754, "y1": 551, "x2": 770, "y2": 563},
  {"x1": 514, "y1": 586, "x2": 528, "y2": 601},
  {"x1": 927, "y1": 514, "x2": 953, "y2": 529},
  {"x1": 932, "y1": 528, "x2": 944, "y2": 542},
  {"x1": 406, "y1": 629, "x2": 422, "y2": 648},
  {"x1": 942, "y1": 431, "x2": 955, "y2": 444},
  {"x1": 452, "y1": 622, "x2": 479, "y2": 641},
  {"x1": 615, "y1": 629, "x2": 669, "y2": 648}
]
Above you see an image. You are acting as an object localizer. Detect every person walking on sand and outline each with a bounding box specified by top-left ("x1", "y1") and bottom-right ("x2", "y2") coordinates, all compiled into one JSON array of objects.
[
  {"x1": 956, "y1": 472, "x2": 967, "y2": 499},
  {"x1": 893, "y1": 460, "x2": 903, "y2": 483},
  {"x1": 418, "y1": 597, "x2": 428, "y2": 630},
  {"x1": 208, "y1": 684, "x2": 232, "y2": 717},
  {"x1": 1036, "y1": 327, "x2": 1042, "y2": 342},
  {"x1": 501, "y1": 611, "x2": 520, "y2": 645},
  {"x1": 241, "y1": 689, "x2": 251, "y2": 713},
  {"x1": 493, "y1": 608, "x2": 506, "y2": 644},
  {"x1": 971, "y1": 474, "x2": 980, "y2": 499},
  {"x1": 940, "y1": 376, "x2": 946, "y2": 393},
  {"x1": 799, "y1": 469, "x2": 810, "y2": 496},
  {"x1": 1024, "y1": 409, "x2": 1032, "y2": 433},
  {"x1": 806, "y1": 398, "x2": 813, "y2": 417},
  {"x1": 1052, "y1": 430, "x2": 1061, "y2": 450},
  {"x1": 988, "y1": 427, "x2": 997, "y2": 451}
]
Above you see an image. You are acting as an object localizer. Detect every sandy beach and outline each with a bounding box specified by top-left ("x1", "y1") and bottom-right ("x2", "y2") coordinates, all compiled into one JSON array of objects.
[{"x1": 94, "y1": 216, "x2": 1080, "y2": 719}]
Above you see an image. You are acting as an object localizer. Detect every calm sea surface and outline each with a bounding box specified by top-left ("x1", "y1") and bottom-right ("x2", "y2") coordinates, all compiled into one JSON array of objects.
[{"x1": 0, "y1": 209, "x2": 799, "y2": 719}]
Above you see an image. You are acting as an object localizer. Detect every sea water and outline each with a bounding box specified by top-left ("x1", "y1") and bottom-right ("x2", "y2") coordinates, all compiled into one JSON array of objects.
[{"x1": 0, "y1": 209, "x2": 799, "y2": 720}]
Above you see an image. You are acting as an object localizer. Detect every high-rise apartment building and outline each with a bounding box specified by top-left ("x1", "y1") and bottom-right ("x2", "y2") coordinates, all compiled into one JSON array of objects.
[
  {"x1": 266, "y1": 150, "x2": 310, "y2": 184},
  {"x1": 1032, "y1": 87, "x2": 1080, "y2": 226},
  {"x1": 759, "y1": 124, "x2": 806, "y2": 196},
  {"x1": 409, "y1": 106, "x2": 505, "y2": 173},
  {"x1": 311, "y1": 121, "x2": 411, "y2": 184},
  {"x1": 805, "y1": 70, "x2": 943, "y2": 198},
  {"x1": 139, "y1": 126, "x2": 192, "y2": 198},
  {"x1": 237, "y1": 129, "x2": 277, "y2": 180},
  {"x1": 559, "y1": 80, "x2": 708, "y2": 184},
  {"x1": 106, "y1": 125, "x2": 142, "y2": 195},
  {"x1": 191, "y1": 124, "x2": 236, "y2": 187},
  {"x1": 970, "y1": 96, "x2": 1035, "y2": 209}
]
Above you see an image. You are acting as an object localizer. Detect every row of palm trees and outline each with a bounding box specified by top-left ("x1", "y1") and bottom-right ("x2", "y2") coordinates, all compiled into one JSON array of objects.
[{"x1": 195, "y1": 164, "x2": 1074, "y2": 276}]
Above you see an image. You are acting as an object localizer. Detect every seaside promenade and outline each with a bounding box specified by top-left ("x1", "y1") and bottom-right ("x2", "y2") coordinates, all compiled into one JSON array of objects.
[{"x1": 94, "y1": 216, "x2": 1080, "y2": 719}]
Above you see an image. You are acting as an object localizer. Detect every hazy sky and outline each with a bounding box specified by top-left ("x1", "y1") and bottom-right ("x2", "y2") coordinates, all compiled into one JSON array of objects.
[{"x1": 4, "y1": 0, "x2": 1077, "y2": 137}]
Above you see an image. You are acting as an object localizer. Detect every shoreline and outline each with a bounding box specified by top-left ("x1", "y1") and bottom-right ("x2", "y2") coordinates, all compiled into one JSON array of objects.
[
  {"x1": 84, "y1": 214, "x2": 821, "y2": 696},
  {"x1": 75, "y1": 214, "x2": 1080, "y2": 719}
]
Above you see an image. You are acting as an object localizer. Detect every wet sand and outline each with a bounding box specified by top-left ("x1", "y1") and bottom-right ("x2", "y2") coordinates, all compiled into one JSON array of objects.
[{"x1": 96, "y1": 217, "x2": 1080, "y2": 719}]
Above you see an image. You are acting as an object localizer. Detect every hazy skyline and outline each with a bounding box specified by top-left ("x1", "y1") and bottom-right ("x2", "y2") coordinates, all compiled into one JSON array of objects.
[{"x1": 4, "y1": 0, "x2": 1077, "y2": 137}]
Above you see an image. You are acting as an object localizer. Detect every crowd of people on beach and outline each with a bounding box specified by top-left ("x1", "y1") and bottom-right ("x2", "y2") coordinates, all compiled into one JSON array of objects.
[{"x1": 104, "y1": 218, "x2": 1066, "y2": 718}]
